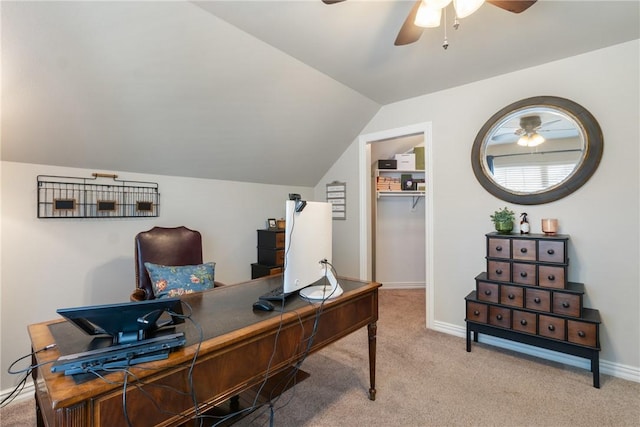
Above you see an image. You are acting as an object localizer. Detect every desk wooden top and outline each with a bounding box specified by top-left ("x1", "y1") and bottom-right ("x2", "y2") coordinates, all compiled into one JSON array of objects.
[{"x1": 29, "y1": 276, "x2": 380, "y2": 410}]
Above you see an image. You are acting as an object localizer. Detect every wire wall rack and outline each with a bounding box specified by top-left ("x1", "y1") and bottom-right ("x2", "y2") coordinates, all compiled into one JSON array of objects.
[{"x1": 37, "y1": 173, "x2": 160, "y2": 219}]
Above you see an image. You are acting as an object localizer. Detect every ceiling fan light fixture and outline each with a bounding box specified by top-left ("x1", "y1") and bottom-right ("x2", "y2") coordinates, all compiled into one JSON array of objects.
[
  {"x1": 517, "y1": 132, "x2": 546, "y2": 147},
  {"x1": 415, "y1": 2, "x2": 443, "y2": 28},
  {"x1": 529, "y1": 132, "x2": 545, "y2": 146},
  {"x1": 453, "y1": 0, "x2": 485, "y2": 18}
]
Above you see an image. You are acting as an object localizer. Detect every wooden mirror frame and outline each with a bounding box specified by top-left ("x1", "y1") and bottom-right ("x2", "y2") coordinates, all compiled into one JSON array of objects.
[{"x1": 471, "y1": 96, "x2": 604, "y2": 205}]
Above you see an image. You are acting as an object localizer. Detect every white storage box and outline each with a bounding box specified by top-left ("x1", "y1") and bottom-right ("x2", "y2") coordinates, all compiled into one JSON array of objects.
[{"x1": 394, "y1": 153, "x2": 416, "y2": 170}]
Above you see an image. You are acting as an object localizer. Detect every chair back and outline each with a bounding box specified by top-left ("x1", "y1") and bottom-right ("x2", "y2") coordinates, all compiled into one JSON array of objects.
[{"x1": 135, "y1": 226, "x2": 203, "y2": 300}]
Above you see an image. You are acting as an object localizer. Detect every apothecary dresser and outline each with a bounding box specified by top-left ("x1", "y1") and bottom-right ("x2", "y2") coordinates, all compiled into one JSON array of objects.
[{"x1": 465, "y1": 232, "x2": 602, "y2": 387}]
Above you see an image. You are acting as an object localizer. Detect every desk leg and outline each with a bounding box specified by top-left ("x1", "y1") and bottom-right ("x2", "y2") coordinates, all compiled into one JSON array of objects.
[{"x1": 368, "y1": 321, "x2": 377, "y2": 401}]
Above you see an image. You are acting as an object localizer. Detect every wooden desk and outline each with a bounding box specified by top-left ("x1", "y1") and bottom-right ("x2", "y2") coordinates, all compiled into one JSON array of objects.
[{"x1": 28, "y1": 276, "x2": 381, "y2": 426}]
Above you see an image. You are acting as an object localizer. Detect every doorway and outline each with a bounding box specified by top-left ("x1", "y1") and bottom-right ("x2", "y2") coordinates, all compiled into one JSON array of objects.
[{"x1": 358, "y1": 122, "x2": 434, "y2": 328}]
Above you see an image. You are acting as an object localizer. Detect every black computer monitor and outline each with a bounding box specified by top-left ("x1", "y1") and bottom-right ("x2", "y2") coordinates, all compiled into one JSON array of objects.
[{"x1": 56, "y1": 298, "x2": 184, "y2": 344}]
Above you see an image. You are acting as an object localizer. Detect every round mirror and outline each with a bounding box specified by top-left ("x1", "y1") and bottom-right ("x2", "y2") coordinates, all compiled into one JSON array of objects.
[{"x1": 471, "y1": 96, "x2": 603, "y2": 205}]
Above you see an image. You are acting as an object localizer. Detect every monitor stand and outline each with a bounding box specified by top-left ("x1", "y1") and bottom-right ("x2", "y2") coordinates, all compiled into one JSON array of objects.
[{"x1": 299, "y1": 270, "x2": 343, "y2": 301}]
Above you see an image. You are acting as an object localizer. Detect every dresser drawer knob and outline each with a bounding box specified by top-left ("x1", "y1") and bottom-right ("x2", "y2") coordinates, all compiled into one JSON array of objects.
[
  {"x1": 508, "y1": 294, "x2": 515, "y2": 300},
  {"x1": 562, "y1": 301, "x2": 570, "y2": 308},
  {"x1": 520, "y1": 272, "x2": 528, "y2": 278},
  {"x1": 473, "y1": 310, "x2": 480, "y2": 316},
  {"x1": 520, "y1": 319, "x2": 527, "y2": 326},
  {"x1": 496, "y1": 245, "x2": 502, "y2": 252},
  {"x1": 578, "y1": 330, "x2": 586, "y2": 338},
  {"x1": 547, "y1": 249, "x2": 555, "y2": 255},
  {"x1": 484, "y1": 290, "x2": 492, "y2": 296},
  {"x1": 495, "y1": 269, "x2": 503, "y2": 275},
  {"x1": 548, "y1": 274, "x2": 555, "y2": 281},
  {"x1": 534, "y1": 297, "x2": 541, "y2": 304},
  {"x1": 548, "y1": 324, "x2": 555, "y2": 331},
  {"x1": 496, "y1": 314, "x2": 503, "y2": 320},
  {"x1": 520, "y1": 248, "x2": 527, "y2": 253}
]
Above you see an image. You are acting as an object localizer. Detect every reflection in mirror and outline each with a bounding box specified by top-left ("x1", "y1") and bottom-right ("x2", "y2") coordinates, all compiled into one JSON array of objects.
[
  {"x1": 484, "y1": 106, "x2": 585, "y2": 194},
  {"x1": 471, "y1": 96, "x2": 603, "y2": 205}
]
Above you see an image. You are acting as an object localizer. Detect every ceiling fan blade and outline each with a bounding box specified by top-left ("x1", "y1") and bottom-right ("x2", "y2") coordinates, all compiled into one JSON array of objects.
[
  {"x1": 395, "y1": 0, "x2": 424, "y2": 46},
  {"x1": 321, "y1": 0, "x2": 346, "y2": 4},
  {"x1": 487, "y1": 1, "x2": 537, "y2": 14}
]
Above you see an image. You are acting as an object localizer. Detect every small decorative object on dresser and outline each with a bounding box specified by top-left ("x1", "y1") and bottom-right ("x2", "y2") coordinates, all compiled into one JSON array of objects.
[
  {"x1": 542, "y1": 218, "x2": 559, "y2": 235},
  {"x1": 465, "y1": 232, "x2": 602, "y2": 388},
  {"x1": 490, "y1": 206, "x2": 515, "y2": 234},
  {"x1": 520, "y1": 213, "x2": 530, "y2": 234},
  {"x1": 267, "y1": 218, "x2": 277, "y2": 229}
]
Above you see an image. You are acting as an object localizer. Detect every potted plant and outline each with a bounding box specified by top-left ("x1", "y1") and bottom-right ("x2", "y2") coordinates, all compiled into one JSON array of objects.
[{"x1": 490, "y1": 206, "x2": 515, "y2": 234}]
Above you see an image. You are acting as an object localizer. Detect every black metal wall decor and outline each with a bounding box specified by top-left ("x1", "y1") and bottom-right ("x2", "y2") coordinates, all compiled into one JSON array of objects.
[{"x1": 37, "y1": 173, "x2": 160, "y2": 219}]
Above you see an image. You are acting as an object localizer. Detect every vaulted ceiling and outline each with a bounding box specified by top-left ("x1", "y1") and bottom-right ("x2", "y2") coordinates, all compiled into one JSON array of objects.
[{"x1": 2, "y1": 1, "x2": 638, "y2": 186}]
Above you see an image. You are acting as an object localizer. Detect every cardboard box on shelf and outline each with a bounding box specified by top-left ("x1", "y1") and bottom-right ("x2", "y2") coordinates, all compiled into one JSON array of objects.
[{"x1": 394, "y1": 153, "x2": 416, "y2": 170}]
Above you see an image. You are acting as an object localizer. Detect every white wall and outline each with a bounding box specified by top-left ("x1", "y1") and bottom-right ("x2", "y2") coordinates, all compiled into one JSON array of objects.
[
  {"x1": 325, "y1": 40, "x2": 640, "y2": 376},
  {"x1": 0, "y1": 162, "x2": 311, "y2": 389}
]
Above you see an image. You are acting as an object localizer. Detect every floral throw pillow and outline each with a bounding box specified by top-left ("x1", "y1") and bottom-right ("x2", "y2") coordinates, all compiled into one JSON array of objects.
[{"x1": 145, "y1": 262, "x2": 215, "y2": 298}]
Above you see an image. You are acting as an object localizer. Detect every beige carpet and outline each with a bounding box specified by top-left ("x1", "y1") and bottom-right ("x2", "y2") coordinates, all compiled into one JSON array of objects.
[{"x1": 2, "y1": 289, "x2": 639, "y2": 426}]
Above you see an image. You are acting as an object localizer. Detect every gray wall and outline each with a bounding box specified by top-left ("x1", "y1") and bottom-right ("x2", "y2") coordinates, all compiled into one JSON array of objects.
[{"x1": 321, "y1": 40, "x2": 639, "y2": 376}]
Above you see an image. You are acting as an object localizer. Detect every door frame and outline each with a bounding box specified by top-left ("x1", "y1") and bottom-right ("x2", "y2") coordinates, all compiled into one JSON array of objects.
[{"x1": 358, "y1": 122, "x2": 434, "y2": 328}]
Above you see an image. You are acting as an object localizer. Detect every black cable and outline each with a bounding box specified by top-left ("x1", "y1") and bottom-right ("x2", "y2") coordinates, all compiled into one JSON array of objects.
[{"x1": 2, "y1": 344, "x2": 57, "y2": 408}]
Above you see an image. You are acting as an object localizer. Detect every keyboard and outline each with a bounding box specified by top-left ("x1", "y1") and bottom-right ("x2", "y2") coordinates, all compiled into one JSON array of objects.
[{"x1": 258, "y1": 286, "x2": 293, "y2": 302}]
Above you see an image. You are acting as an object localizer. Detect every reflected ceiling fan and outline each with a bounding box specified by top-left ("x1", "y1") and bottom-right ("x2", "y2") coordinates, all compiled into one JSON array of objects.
[
  {"x1": 491, "y1": 115, "x2": 564, "y2": 147},
  {"x1": 322, "y1": 0, "x2": 537, "y2": 46}
]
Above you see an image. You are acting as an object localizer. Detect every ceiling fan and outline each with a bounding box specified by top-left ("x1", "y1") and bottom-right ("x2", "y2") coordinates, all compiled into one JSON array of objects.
[
  {"x1": 491, "y1": 115, "x2": 565, "y2": 147},
  {"x1": 322, "y1": 0, "x2": 537, "y2": 46}
]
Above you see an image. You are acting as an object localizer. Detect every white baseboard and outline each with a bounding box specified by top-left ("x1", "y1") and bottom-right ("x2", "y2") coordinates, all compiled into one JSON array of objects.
[
  {"x1": 432, "y1": 320, "x2": 640, "y2": 384},
  {"x1": 379, "y1": 281, "x2": 425, "y2": 290},
  {"x1": 1, "y1": 379, "x2": 35, "y2": 406}
]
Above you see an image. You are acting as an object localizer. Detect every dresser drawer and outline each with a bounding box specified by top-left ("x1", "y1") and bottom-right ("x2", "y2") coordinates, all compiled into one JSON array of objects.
[
  {"x1": 538, "y1": 239, "x2": 567, "y2": 264},
  {"x1": 489, "y1": 306, "x2": 511, "y2": 328},
  {"x1": 512, "y1": 239, "x2": 536, "y2": 261},
  {"x1": 539, "y1": 315, "x2": 566, "y2": 340},
  {"x1": 500, "y1": 284, "x2": 524, "y2": 307},
  {"x1": 466, "y1": 301, "x2": 488, "y2": 323},
  {"x1": 553, "y1": 292, "x2": 582, "y2": 318},
  {"x1": 257, "y1": 229, "x2": 285, "y2": 249},
  {"x1": 477, "y1": 281, "x2": 499, "y2": 303},
  {"x1": 525, "y1": 288, "x2": 551, "y2": 312},
  {"x1": 567, "y1": 320, "x2": 598, "y2": 347},
  {"x1": 257, "y1": 248, "x2": 285, "y2": 266},
  {"x1": 512, "y1": 262, "x2": 536, "y2": 286},
  {"x1": 538, "y1": 265, "x2": 566, "y2": 289},
  {"x1": 487, "y1": 237, "x2": 511, "y2": 259},
  {"x1": 251, "y1": 263, "x2": 282, "y2": 279},
  {"x1": 512, "y1": 310, "x2": 536, "y2": 334},
  {"x1": 487, "y1": 260, "x2": 510, "y2": 282}
]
